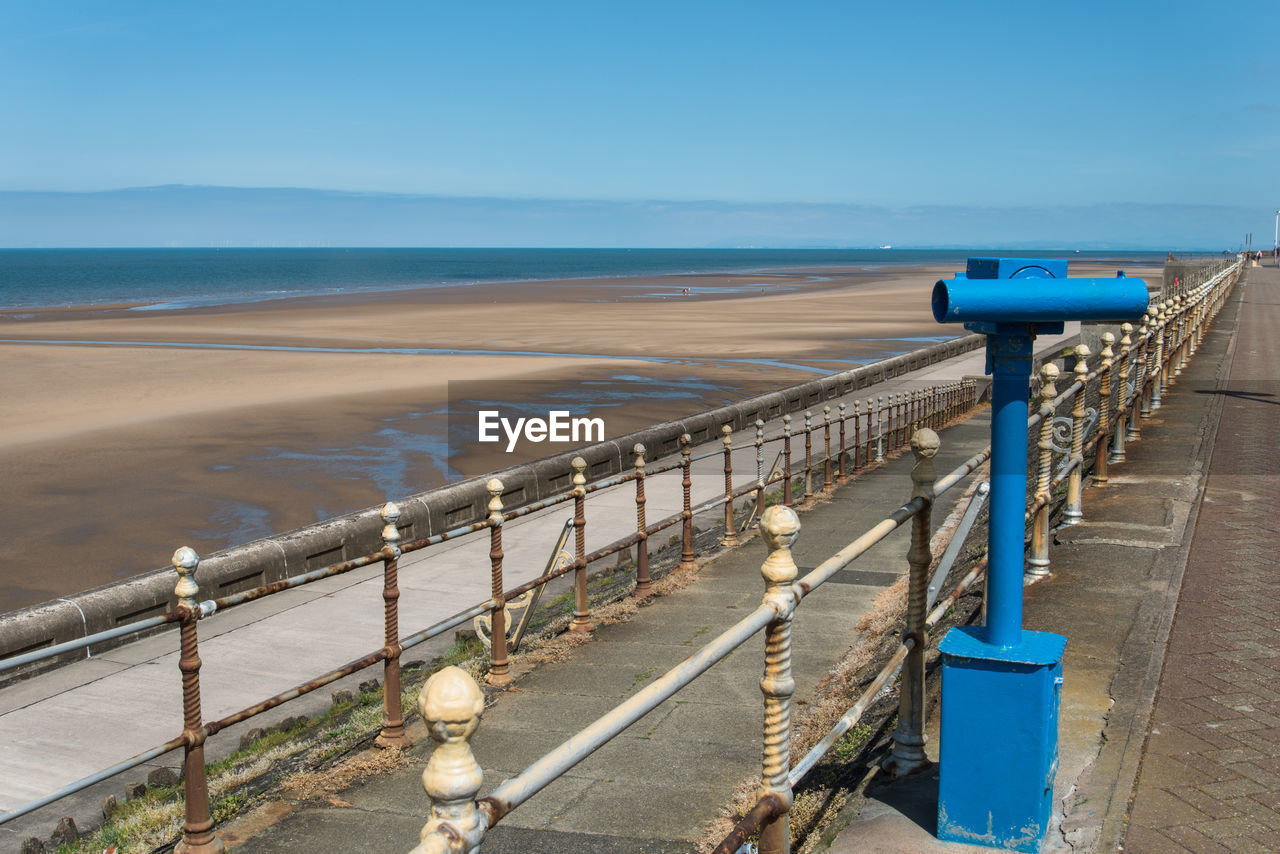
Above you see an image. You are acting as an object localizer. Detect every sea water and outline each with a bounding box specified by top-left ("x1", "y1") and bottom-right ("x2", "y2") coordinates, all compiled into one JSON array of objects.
[{"x1": 0, "y1": 248, "x2": 1168, "y2": 311}]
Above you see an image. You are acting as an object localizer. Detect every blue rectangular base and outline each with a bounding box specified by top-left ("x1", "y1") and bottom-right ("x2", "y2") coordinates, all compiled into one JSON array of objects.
[{"x1": 937, "y1": 626, "x2": 1067, "y2": 853}]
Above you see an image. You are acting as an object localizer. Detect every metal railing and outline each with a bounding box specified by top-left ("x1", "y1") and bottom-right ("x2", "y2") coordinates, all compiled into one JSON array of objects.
[
  {"x1": 403, "y1": 257, "x2": 1243, "y2": 854},
  {"x1": 0, "y1": 375, "x2": 980, "y2": 841},
  {"x1": 1, "y1": 254, "x2": 1239, "y2": 847}
]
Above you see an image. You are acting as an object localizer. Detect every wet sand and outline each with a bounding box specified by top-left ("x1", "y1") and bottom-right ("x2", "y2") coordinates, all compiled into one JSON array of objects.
[{"x1": 0, "y1": 261, "x2": 1151, "y2": 611}]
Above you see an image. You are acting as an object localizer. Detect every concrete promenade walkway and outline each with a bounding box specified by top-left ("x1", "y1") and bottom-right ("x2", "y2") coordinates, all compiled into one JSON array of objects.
[
  {"x1": 1122, "y1": 262, "x2": 1280, "y2": 852},
  {"x1": 0, "y1": 322, "x2": 1079, "y2": 848},
  {"x1": 827, "y1": 260, "x2": 1266, "y2": 852}
]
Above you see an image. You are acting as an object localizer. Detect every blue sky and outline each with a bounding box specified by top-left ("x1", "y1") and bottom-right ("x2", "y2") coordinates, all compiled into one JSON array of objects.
[{"x1": 2, "y1": 1, "x2": 1277, "y2": 246}]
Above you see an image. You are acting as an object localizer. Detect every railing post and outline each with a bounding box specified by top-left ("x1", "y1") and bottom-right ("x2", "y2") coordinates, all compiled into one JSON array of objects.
[
  {"x1": 757, "y1": 505, "x2": 800, "y2": 854},
  {"x1": 1165, "y1": 297, "x2": 1176, "y2": 383},
  {"x1": 890, "y1": 393, "x2": 901, "y2": 449},
  {"x1": 172, "y1": 548, "x2": 223, "y2": 854},
  {"x1": 852, "y1": 400, "x2": 863, "y2": 474},
  {"x1": 880, "y1": 394, "x2": 890, "y2": 456},
  {"x1": 1138, "y1": 314, "x2": 1153, "y2": 423},
  {"x1": 903, "y1": 391, "x2": 912, "y2": 437},
  {"x1": 569, "y1": 458, "x2": 593, "y2": 633},
  {"x1": 837, "y1": 403, "x2": 848, "y2": 483},
  {"x1": 633, "y1": 444, "x2": 652, "y2": 598},
  {"x1": 1178, "y1": 295, "x2": 1187, "y2": 362},
  {"x1": 1191, "y1": 284, "x2": 1202, "y2": 346},
  {"x1": 483, "y1": 480, "x2": 513, "y2": 684},
  {"x1": 1178, "y1": 294, "x2": 1190, "y2": 374},
  {"x1": 378, "y1": 501, "x2": 410, "y2": 743},
  {"x1": 1192, "y1": 285, "x2": 1203, "y2": 348},
  {"x1": 1063, "y1": 345, "x2": 1090, "y2": 525},
  {"x1": 781, "y1": 415, "x2": 793, "y2": 507},
  {"x1": 412, "y1": 667, "x2": 487, "y2": 854},
  {"x1": 1027, "y1": 364, "x2": 1058, "y2": 580},
  {"x1": 721, "y1": 425, "x2": 740, "y2": 547},
  {"x1": 896, "y1": 392, "x2": 904, "y2": 445},
  {"x1": 1094, "y1": 333, "x2": 1114, "y2": 486},
  {"x1": 1174, "y1": 296, "x2": 1184, "y2": 375},
  {"x1": 875, "y1": 396, "x2": 885, "y2": 463},
  {"x1": 1188, "y1": 289, "x2": 1199, "y2": 353},
  {"x1": 1151, "y1": 302, "x2": 1166, "y2": 410},
  {"x1": 1190, "y1": 290, "x2": 1202, "y2": 355},
  {"x1": 883, "y1": 428, "x2": 939, "y2": 778},
  {"x1": 754, "y1": 420, "x2": 766, "y2": 521},
  {"x1": 1110, "y1": 324, "x2": 1132, "y2": 464},
  {"x1": 679, "y1": 434, "x2": 699, "y2": 571},
  {"x1": 1185, "y1": 287, "x2": 1195, "y2": 349},
  {"x1": 822, "y1": 406, "x2": 834, "y2": 493},
  {"x1": 801, "y1": 410, "x2": 814, "y2": 507},
  {"x1": 900, "y1": 392, "x2": 910, "y2": 447}
]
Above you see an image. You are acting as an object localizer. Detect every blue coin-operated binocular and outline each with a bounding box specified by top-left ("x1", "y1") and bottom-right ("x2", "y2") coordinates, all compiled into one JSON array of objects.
[
  {"x1": 933, "y1": 258, "x2": 1150, "y2": 329},
  {"x1": 930, "y1": 258, "x2": 1147, "y2": 852}
]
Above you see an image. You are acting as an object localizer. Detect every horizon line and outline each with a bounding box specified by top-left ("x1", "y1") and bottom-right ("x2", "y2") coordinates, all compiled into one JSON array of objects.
[{"x1": 0, "y1": 184, "x2": 1263, "y2": 213}]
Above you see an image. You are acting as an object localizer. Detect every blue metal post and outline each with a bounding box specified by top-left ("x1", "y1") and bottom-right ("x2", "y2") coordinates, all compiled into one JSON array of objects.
[{"x1": 986, "y1": 332, "x2": 1033, "y2": 648}]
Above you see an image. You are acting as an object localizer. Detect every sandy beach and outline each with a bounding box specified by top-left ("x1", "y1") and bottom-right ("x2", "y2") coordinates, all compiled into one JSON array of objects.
[{"x1": 0, "y1": 261, "x2": 1152, "y2": 611}]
